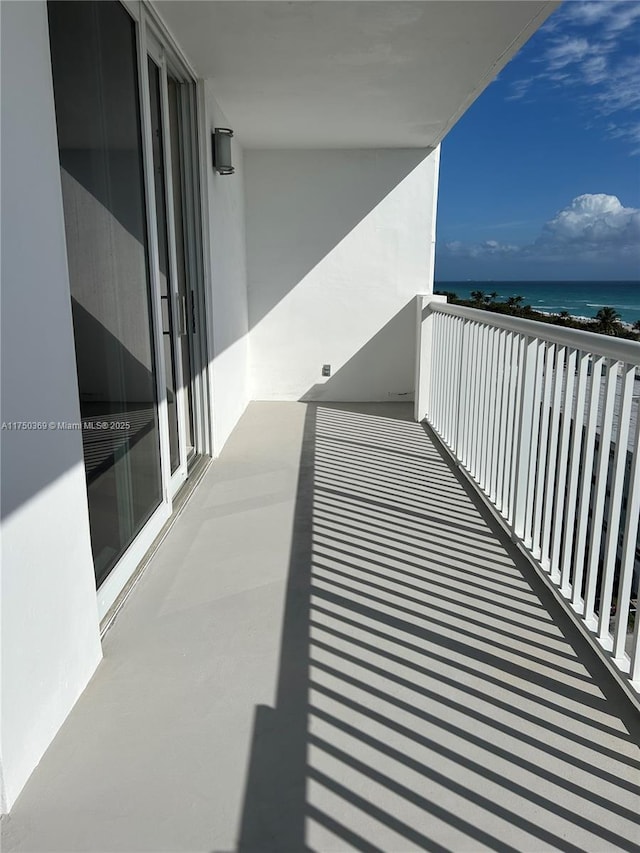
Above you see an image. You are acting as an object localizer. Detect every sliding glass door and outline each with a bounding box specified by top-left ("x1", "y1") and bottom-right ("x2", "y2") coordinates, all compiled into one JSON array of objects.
[
  {"x1": 167, "y1": 75, "x2": 197, "y2": 465},
  {"x1": 147, "y1": 56, "x2": 182, "y2": 477},
  {"x1": 48, "y1": 0, "x2": 164, "y2": 588},
  {"x1": 48, "y1": 0, "x2": 209, "y2": 613},
  {"x1": 146, "y1": 47, "x2": 201, "y2": 489}
]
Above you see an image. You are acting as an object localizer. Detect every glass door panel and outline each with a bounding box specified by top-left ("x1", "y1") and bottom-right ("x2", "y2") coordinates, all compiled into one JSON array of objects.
[
  {"x1": 167, "y1": 77, "x2": 196, "y2": 461},
  {"x1": 147, "y1": 57, "x2": 180, "y2": 474},
  {"x1": 48, "y1": 0, "x2": 163, "y2": 587}
]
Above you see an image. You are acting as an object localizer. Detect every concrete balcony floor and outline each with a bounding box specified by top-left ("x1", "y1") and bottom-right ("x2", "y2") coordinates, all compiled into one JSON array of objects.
[{"x1": 3, "y1": 402, "x2": 640, "y2": 853}]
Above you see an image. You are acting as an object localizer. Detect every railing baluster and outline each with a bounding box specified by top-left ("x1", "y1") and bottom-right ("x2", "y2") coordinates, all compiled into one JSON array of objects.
[
  {"x1": 481, "y1": 327, "x2": 497, "y2": 493},
  {"x1": 428, "y1": 312, "x2": 438, "y2": 428},
  {"x1": 456, "y1": 320, "x2": 470, "y2": 459},
  {"x1": 489, "y1": 329, "x2": 505, "y2": 504},
  {"x1": 475, "y1": 324, "x2": 486, "y2": 484},
  {"x1": 477, "y1": 325, "x2": 491, "y2": 489},
  {"x1": 508, "y1": 335, "x2": 525, "y2": 525},
  {"x1": 484, "y1": 327, "x2": 497, "y2": 493},
  {"x1": 445, "y1": 314, "x2": 455, "y2": 445},
  {"x1": 439, "y1": 314, "x2": 449, "y2": 442},
  {"x1": 463, "y1": 322, "x2": 476, "y2": 467},
  {"x1": 550, "y1": 347, "x2": 577, "y2": 583},
  {"x1": 571, "y1": 355, "x2": 604, "y2": 612},
  {"x1": 432, "y1": 313, "x2": 443, "y2": 433},
  {"x1": 499, "y1": 332, "x2": 516, "y2": 516},
  {"x1": 439, "y1": 313, "x2": 448, "y2": 434},
  {"x1": 560, "y1": 350, "x2": 589, "y2": 595},
  {"x1": 442, "y1": 314, "x2": 451, "y2": 441},
  {"x1": 513, "y1": 336, "x2": 538, "y2": 541},
  {"x1": 532, "y1": 342, "x2": 555, "y2": 559},
  {"x1": 485, "y1": 328, "x2": 500, "y2": 494},
  {"x1": 445, "y1": 316, "x2": 454, "y2": 445},
  {"x1": 496, "y1": 331, "x2": 510, "y2": 515},
  {"x1": 523, "y1": 339, "x2": 545, "y2": 549},
  {"x1": 473, "y1": 324, "x2": 487, "y2": 480},
  {"x1": 540, "y1": 345, "x2": 565, "y2": 571},
  {"x1": 583, "y1": 359, "x2": 618, "y2": 629},
  {"x1": 498, "y1": 328, "x2": 510, "y2": 506},
  {"x1": 597, "y1": 363, "x2": 636, "y2": 645},
  {"x1": 468, "y1": 322, "x2": 482, "y2": 475},
  {"x1": 451, "y1": 317, "x2": 463, "y2": 448}
]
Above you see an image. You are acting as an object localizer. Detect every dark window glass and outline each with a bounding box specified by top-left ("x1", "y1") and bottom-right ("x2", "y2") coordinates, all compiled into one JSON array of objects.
[
  {"x1": 48, "y1": 0, "x2": 162, "y2": 586},
  {"x1": 167, "y1": 77, "x2": 195, "y2": 457},
  {"x1": 148, "y1": 57, "x2": 180, "y2": 472}
]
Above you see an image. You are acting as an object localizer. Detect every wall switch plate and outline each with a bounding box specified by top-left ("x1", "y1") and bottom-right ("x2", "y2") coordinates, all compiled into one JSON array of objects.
[{"x1": 322, "y1": 364, "x2": 331, "y2": 377}]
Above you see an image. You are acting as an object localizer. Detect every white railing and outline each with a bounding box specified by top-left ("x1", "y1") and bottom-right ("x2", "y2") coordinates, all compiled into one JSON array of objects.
[{"x1": 416, "y1": 297, "x2": 640, "y2": 694}]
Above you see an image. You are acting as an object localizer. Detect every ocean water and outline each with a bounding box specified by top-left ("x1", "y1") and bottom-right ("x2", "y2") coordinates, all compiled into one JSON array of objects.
[{"x1": 436, "y1": 281, "x2": 640, "y2": 325}]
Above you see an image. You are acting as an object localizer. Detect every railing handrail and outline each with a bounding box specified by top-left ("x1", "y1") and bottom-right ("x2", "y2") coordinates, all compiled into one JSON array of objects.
[{"x1": 428, "y1": 300, "x2": 640, "y2": 365}]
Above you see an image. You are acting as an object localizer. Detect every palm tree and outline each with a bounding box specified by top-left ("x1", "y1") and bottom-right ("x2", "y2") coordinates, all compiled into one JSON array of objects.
[
  {"x1": 470, "y1": 290, "x2": 486, "y2": 307},
  {"x1": 557, "y1": 311, "x2": 573, "y2": 327},
  {"x1": 488, "y1": 291, "x2": 498, "y2": 305},
  {"x1": 632, "y1": 319, "x2": 640, "y2": 333},
  {"x1": 594, "y1": 306, "x2": 622, "y2": 336}
]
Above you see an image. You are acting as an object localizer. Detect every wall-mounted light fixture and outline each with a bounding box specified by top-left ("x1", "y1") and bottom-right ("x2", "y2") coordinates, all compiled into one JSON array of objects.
[{"x1": 212, "y1": 127, "x2": 234, "y2": 175}]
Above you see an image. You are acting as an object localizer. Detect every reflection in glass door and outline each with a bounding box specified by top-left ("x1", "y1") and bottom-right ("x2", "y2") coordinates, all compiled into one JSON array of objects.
[
  {"x1": 147, "y1": 57, "x2": 181, "y2": 474},
  {"x1": 147, "y1": 54, "x2": 198, "y2": 481},
  {"x1": 48, "y1": 0, "x2": 163, "y2": 587},
  {"x1": 167, "y1": 76, "x2": 196, "y2": 461}
]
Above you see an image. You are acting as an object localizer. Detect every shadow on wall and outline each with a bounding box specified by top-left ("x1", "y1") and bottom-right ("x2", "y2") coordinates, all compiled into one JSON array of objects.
[
  {"x1": 245, "y1": 148, "x2": 436, "y2": 403},
  {"x1": 222, "y1": 403, "x2": 640, "y2": 853},
  {"x1": 299, "y1": 300, "x2": 416, "y2": 403},
  {"x1": 244, "y1": 149, "x2": 433, "y2": 330}
]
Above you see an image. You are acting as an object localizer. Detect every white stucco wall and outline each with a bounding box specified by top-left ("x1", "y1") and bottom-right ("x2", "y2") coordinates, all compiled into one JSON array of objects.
[
  {"x1": 244, "y1": 147, "x2": 440, "y2": 401},
  {"x1": 0, "y1": 1, "x2": 102, "y2": 813},
  {"x1": 200, "y1": 83, "x2": 251, "y2": 453}
]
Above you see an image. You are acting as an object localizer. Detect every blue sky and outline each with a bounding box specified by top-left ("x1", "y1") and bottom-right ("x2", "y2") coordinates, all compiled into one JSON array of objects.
[{"x1": 435, "y1": 0, "x2": 640, "y2": 282}]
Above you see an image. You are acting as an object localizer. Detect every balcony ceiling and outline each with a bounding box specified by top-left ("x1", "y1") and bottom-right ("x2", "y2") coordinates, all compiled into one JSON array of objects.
[{"x1": 153, "y1": 0, "x2": 559, "y2": 148}]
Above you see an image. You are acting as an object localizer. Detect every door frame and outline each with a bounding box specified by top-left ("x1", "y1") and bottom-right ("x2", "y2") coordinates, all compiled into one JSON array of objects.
[
  {"x1": 146, "y1": 7, "x2": 212, "y2": 475},
  {"x1": 147, "y1": 34, "x2": 190, "y2": 496},
  {"x1": 96, "y1": 0, "x2": 211, "y2": 620}
]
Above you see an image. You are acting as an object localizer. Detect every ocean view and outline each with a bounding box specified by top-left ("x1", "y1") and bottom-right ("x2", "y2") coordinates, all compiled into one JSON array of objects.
[{"x1": 436, "y1": 280, "x2": 640, "y2": 325}]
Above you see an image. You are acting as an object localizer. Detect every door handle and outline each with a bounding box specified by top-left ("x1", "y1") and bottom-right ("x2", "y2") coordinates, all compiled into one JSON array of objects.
[{"x1": 178, "y1": 294, "x2": 187, "y2": 336}]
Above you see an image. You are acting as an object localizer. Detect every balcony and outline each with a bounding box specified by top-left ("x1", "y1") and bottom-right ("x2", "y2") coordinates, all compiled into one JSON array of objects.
[{"x1": 3, "y1": 391, "x2": 639, "y2": 850}]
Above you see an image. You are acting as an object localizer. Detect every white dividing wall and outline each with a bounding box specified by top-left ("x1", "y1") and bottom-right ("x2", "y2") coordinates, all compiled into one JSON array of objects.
[
  {"x1": 200, "y1": 83, "x2": 251, "y2": 453},
  {"x1": 0, "y1": 1, "x2": 102, "y2": 813},
  {"x1": 244, "y1": 147, "x2": 440, "y2": 402}
]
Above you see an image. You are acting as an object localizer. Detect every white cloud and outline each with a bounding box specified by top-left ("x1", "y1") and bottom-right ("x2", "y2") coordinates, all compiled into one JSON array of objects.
[
  {"x1": 505, "y1": 76, "x2": 537, "y2": 101},
  {"x1": 596, "y1": 55, "x2": 640, "y2": 113},
  {"x1": 441, "y1": 195, "x2": 640, "y2": 263},
  {"x1": 505, "y1": 1, "x2": 640, "y2": 153},
  {"x1": 544, "y1": 36, "x2": 591, "y2": 70},
  {"x1": 606, "y1": 120, "x2": 640, "y2": 154},
  {"x1": 582, "y1": 54, "x2": 608, "y2": 85},
  {"x1": 443, "y1": 239, "x2": 519, "y2": 259},
  {"x1": 538, "y1": 194, "x2": 640, "y2": 250},
  {"x1": 564, "y1": 0, "x2": 640, "y2": 34},
  {"x1": 603, "y1": 2, "x2": 640, "y2": 35}
]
